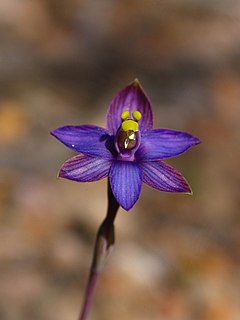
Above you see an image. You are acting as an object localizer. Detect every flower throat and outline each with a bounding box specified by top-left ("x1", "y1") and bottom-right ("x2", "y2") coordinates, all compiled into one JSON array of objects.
[{"x1": 117, "y1": 110, "x2": 142, "y2": 150}]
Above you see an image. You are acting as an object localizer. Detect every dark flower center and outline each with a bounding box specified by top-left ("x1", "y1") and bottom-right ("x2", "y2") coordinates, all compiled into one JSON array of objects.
[
  {"x1": 115, "y1": 110, "x2": 142, "y2": 161},
  {"x1": 117, "y1": 129, "x2": 137, "y2": 150}
]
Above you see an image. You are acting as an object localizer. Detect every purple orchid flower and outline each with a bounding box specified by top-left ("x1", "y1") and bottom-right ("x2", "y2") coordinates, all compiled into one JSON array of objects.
[{"x1": 51, "y1": 80, "x2": 200, "y2": 211}]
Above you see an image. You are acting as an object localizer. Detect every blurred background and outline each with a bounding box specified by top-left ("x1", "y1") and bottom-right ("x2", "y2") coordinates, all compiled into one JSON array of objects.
[{"x1": 0, "y1": 1, "x2": 240, "y2": 319}]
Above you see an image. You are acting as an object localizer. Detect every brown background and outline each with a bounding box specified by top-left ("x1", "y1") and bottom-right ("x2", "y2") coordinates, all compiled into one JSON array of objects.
[{"x1": 0, "y1": 1, "x2": 240, "y2": 319}]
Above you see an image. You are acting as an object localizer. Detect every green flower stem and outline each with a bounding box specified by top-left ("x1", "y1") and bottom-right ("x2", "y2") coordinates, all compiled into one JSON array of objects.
[{"x1": 79, "y1": 181, "x2": 119, "y2": 320}]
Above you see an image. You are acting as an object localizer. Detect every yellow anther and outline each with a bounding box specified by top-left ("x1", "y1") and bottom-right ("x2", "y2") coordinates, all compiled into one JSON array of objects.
[
  {"x1": 121, "y1": 119, "x2": 138, "y2": 132},
  {"x1": 132, "y1": 110, "x2": 142, "y2": 121},
  {"x1": 121, "y1": 110, "x2": 130, "y2": 121}
]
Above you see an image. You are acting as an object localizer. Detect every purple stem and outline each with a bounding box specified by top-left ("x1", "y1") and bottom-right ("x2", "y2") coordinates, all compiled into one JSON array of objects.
[
  {"x1": 79, "y1": 271, "x2": 99, "y2": 320},
  {"x1": 78, "y1": 181, "x2": 119, "y2": 320}
]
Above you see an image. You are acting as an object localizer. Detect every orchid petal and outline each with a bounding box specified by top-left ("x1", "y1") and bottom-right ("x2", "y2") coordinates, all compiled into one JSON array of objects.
[
  {"x1": 140, "y1": 161, "x2": 191, "y2": 193},
  {"x1": 106, "y1": 79, "x2": 153, "y2": 135},
  {"x1": 51, "y1": 125, "x2": 116, "y2": 160},
  {"x1": 110, "y1": 161, "x2": 142, "y2": 211},
  {"x1": 136, "y1": 129, "x2": 200, "y2": 161},
  {"x1": 59, "y1": 154, "x2": 112, "y2": 182}
]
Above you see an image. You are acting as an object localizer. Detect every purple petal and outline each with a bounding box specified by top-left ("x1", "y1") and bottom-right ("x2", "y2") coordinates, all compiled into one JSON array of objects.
[
  {"x1": 136, "y1": 129, "x2": 200, "y2": 161},
  {"x1": 59, "y1": 154, "x2": 112, "y2": 182},
  {"x1": 140, "y1": 161, "x2": 191, "y2": 193},
  {"x1": 106, "y1": 79, "x2": 153, "y2": 135},
  {"x1": 51, "y1": 125, "x2": 116, "y2": 160},
  {"x1": 110, "y1": 161, "x2": 142, "y2": 211}
]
